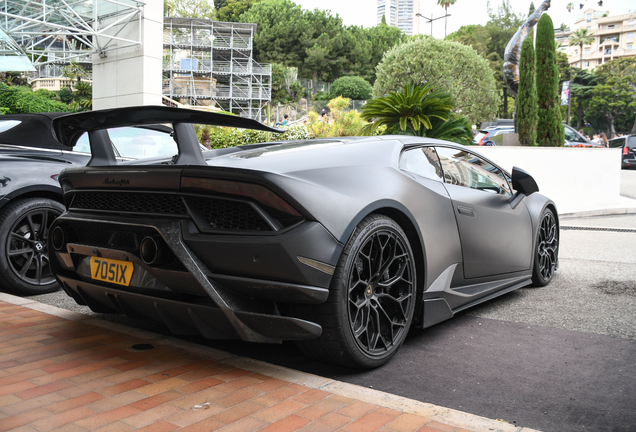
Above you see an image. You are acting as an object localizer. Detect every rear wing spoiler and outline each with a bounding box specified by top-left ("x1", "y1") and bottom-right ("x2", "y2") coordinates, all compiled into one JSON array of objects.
[{"x1": 52, "y1": 106, "x2": 283, "y2": 166}]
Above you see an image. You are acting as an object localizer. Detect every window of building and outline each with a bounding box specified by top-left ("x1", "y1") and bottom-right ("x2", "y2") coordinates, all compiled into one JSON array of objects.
[
  {"x1": 587, "y1": 26, "x2": 592, "y2": 31},
  {"x1": 584, "y1": 61, "x2": 590, "y2": 67},
  {"x1": 606, "y1": 24, "x2": 616, "y2": 29},
  {"x1": 628, "y1": 32, "x2": 634, "y2": 40},
  {"x1": 587, "y1": 13, "x2": 592, "y2": 22},
  {"x1": 628, "y1": 44, "x2": 633, "y2": 51},
  {"x1": 585, "y1": 49, "x2": 590, "y2": 55},
  {"x1": 629, "y1": 20, "x2": 634, "y2": 27},
  {"x1": 604, "y1": 48, "x2": 612, "y2": 54}
]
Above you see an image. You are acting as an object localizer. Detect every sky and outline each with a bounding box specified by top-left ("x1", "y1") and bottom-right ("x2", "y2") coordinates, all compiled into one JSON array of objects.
[{"x1": 291, "y1": 0, "x2": 636, "y2": 39}]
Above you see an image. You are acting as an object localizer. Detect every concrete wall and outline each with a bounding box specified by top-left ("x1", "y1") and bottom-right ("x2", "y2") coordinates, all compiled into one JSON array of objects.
[
  {"x1": 92, "y1": 2, "x2": 163, "y2": 109},
  {"x1": 477, "y1": 147, "x2": 623, "y2": 214}
]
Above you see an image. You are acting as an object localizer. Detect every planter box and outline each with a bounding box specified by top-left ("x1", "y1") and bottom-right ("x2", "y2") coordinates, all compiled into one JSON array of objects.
[{"x1": 477, "y1": 146, "x2": 624, "y2": 214}]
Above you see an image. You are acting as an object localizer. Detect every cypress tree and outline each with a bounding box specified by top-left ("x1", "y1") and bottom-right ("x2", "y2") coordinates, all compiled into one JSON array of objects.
[
  {"x1": 517, "y1": 34, "x2": 537, "y2": 145},
  {"x1": 535, "y1": 13, "x2": 564, "y2": 146}
]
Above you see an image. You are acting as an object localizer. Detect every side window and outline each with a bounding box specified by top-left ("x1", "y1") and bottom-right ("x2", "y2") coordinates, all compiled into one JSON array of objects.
[
  {"x1": 0, "y1": 120, "x2": 21, "y2": 133},
  {"x1": 399, "y1": 147, "x2": 443, "y2": 181},
  {"x1": 608, "y1": 138, "x2": 626, "y2": 149},
  {"x1": 74, "y1": 133, "x2": 91, "y2": 153},
  {"x1": 435, "y1": 147, "x2": 512, "y2": 196}
]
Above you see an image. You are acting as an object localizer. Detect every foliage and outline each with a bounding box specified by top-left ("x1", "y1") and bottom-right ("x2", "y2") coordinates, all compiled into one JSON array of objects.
[
  {"x1": 305, "y1": 96, "x2": 368, "y2": 138},
  {"x1": 361, "y1": 83, "x2": 455, "y2": 136},
  {"x1": 517, "y1": 36, "x2": 537, "y2": 146},
  {"x1": 200, "y1": 123, "x2": 310, "y2": 148},
  {"x1": 270, "y1": 64, "x2": 304, "y2": 104},
  {"x1": 446, "y1": 25, "x2": 491, "y2": 57},
  {"x1": 374, "y1": 37, "x2": 498, "y2": 124},
  {"x1": 568, "y1": 28, "x2": 594, "y2": 68},
  {"x1": 0, "y1": 83, "x2": 69, "y2": 114},
  {"x1": 34, "y1": 89, "x2": 59, "y2": 101},
  {"x1": 535, "y1": 14, "x2": 563, "y2": 146},
  {"x1": 239, "y1": 0, "x2": 403, "y2": 85},
  {"x1": 587, "y1": 58, "x2": 636, "y2": 135},
  {"x1": 330, "y1": 76, "x2": 373, "y2": 100},
  {"x1": 61, "y1": 61, "x2": 90, "y2": 81},
  {"x1": 570, "y1": 67, "x2": 597, "y2": 129},
  {"x1": 421, "y1": 114, "x2": 474, "y2": 146},
  {"x1": 58, "y1": 87, "x2": 74, "y2": 104},
  {"x1": 216, "y1": 0, "x2": 258, "y2": 21},
  {"x1": 69, "y1": 81, "x2": 93, "y2": 112},
  {"x1": 166, "y1": 0, "x2": 215, "y2": 19}
]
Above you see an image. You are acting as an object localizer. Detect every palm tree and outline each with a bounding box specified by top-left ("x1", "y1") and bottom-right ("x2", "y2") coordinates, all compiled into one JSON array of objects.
[
  {"x1": 566, "y1": 3, "x2": 574, "y2": 31},
  {"x1": 569, "y1": 28, "x2": 595, "y2": 69},
  {"x1": 437, "y1": 0, "x2": 456, "y2": 38},
  {"x1": 360, "y1": 83, "x2": 455, "y2": 136}
]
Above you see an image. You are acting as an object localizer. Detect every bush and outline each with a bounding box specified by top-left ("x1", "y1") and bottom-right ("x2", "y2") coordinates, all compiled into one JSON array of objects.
[
  {"x1": 374, "y1": 37, "x2": 498, "y2": 124},
  {"x1": 517, "y1": 35, "x2": 538, "y2": 146},
  {"x1": 330, "y1": 76, "x2": 373, "y2": 100},
  {"x1": 58, "y1": 87, "x2": 74, "y2": 104},
  {"x1": 203, "y1": 124, "x2": 311, "y2": 149},
  {"x1": 0, "y1": 83, "x2": 69, "y2": 114}
]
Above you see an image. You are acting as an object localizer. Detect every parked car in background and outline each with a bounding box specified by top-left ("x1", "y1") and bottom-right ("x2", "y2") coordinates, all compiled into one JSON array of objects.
[
  {"x1": 563, "y1": 125, "x2": 601, "y2": 148},
  {"x1": 473, "y1": 127, "x2": 514, "y2": 146},
  {"x1": 0, "y1": 113, "x2": 179, "y2": 295},
  {"x1": 608, "y1": 134, "x2": 636, "y2": 169},
  {"x1": 48, "y1": 106, "x2": 559, "y2": 369}
]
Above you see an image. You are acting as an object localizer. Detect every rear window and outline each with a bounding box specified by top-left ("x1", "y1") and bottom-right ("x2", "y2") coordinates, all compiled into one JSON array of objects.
[
  {"x1": 473, "y1": 131, "x2": 488, "y2": 143},
  {"x1": 0, "y1": 120, "x2": 21, "y2": 134},
  {"x1": 627, "y1": 136, "x2": 636, "y2": 149}
]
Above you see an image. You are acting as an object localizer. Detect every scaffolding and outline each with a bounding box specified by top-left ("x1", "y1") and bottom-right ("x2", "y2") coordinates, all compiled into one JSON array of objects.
[
  {"x1": 162, "y1": 17, "x2": 271, "y2": 120},
  {"x1": 0, "y1": 0, "x2": 145, "y2": 76}
]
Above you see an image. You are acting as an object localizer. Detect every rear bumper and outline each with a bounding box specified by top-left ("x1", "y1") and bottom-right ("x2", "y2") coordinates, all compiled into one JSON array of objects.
[{"x1": 49, "y1": 213, "x2": 343, "y2": 343}]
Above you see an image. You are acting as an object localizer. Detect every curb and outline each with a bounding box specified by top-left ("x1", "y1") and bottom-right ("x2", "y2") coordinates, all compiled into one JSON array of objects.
[
  {"x1": 559, "y1": 207, "x2": 636, "y2": 218},
  {"x1": 0, "y1": 291, "x2": 541, "y2": 432}
]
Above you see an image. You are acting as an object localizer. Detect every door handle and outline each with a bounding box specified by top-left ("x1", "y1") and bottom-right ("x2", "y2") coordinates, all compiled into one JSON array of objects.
[{"x1": 457, "y1": 205, "x2": 476, "y2": 217}]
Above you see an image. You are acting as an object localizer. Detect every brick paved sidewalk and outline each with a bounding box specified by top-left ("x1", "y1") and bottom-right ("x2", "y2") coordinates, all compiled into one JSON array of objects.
[{"x1": 0, "y1": 295, "x2": 534, "y2": 432}]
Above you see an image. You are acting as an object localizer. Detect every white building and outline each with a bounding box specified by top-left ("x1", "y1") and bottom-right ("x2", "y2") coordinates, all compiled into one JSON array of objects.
[
  {"x1": 565, "y1": 0, "x2": 636, "y2": 70},
  {"x1": 377, "y1": 0, "x2": 420, "y2": 36}
]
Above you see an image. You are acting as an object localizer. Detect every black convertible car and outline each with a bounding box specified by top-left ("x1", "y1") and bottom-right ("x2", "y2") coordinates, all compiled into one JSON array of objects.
[{"x1": 49, "y1": 106, "x2": 559, "y2": 369}]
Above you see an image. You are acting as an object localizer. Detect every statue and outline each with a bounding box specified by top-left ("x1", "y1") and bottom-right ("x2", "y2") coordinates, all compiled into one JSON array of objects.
[{"x1": 503, "y1": 0, "x2": 552, "y2": 97}]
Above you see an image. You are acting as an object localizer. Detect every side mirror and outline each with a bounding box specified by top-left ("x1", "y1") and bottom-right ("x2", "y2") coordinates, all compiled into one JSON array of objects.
[{"x1": 511, "y1": 166, "x2": 539, "y2": 196}]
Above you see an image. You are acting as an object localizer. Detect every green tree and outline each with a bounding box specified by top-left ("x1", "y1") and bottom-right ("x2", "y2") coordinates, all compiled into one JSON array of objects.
[
  {"x1": 168, "y1": 0, "x2": 215, "y2": 18},
  {"x1": 446, "y1": 25, "x2": 491, "y2": 57},
  {"x1": 374, "y1": 37, "x2": 498, "y2": 124},
  {"x1": 570, "y1": 67, "x2": 597, "y2": 130},
  {"x1": 569, "y1": 28, "x2": 594, "y2": 69},
  {"x1": 58, "y1": 87, "x2": 74, "y2": 104},
  {"x1": 588, "y1": 58, "x2": 636, "y2": 135},
  {"x1": 61, "y1": 61, "x2": 90, "y2": 82},
  {"x1": 365, "y1": 22, "x2": 403, "y2": 83},
  {"x1": 330, "y1": 76, "x2": 373, "y2": 100},
  {"x1": 517, "y1": 35, "x2": 537, "y2": 145},
  {"x1": 216, "y1": 0, "x2": 258, "y2": 22},
  {"x1": 535, "y1": 13, "x2": 563, "y2": 146},
  {"x1": 360, "y1": 83, "x2": 455, "y2": 136},
  {"x1": 240, "y1": 0, "x2": 307, "y2": 67},
  {"x1": 436, "y1": 0, "x2": 457, "y2": 37},
  {"x1": 70, "y1": 81, "x2": 93, "y2": 112}
]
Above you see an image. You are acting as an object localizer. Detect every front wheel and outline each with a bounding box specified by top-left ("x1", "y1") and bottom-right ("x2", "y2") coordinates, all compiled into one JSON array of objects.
[
  {"x1": 531, "y1": 208, "x2": 559, "y2": 287},
  {"x1": 0, "y1": 198, "x2": 65, "y2": 295},
  {"x1": 295, "y1": 215, "x2": 417, "y2": 369}
]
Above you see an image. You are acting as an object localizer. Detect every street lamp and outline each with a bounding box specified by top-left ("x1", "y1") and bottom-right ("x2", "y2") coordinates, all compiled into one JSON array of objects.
[{"x1": 415, "y1": 12, "x2": 450, "y2": 37}]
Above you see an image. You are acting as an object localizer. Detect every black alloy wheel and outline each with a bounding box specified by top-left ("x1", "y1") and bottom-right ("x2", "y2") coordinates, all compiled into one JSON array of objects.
[
  {"x1": 0, "y1": 198, "x2": 65, "y2": 295},
  {"x1": 531, "y1": 208, "x2": 559, "y2": 286},
  {"x1": 295, "y1": 215, "x2": 417, "y2": 369}
]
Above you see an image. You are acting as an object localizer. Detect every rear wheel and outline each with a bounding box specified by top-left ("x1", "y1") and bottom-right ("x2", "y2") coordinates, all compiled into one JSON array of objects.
[
  {"x1": 295, "y1": 215, "x2": 417, "y2": 369},
  {"x1": 0, "y1": 198, "x2": 64, "y2": 295},
  {"x1": 531, "y1": 208, "x2": 559, "y2": 287}
]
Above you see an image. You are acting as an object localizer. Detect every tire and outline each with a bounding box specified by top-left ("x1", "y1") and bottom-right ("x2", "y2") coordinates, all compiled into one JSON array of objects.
[
  {"x1": 295, "y1": 215, "x2": 417, "y2": 369},
  {"x1": 0, "y1": 198, "x2": 65, "y2": 295},
  {"x1": 531, "y1": 208, "x2": 559, "y2": 287}
]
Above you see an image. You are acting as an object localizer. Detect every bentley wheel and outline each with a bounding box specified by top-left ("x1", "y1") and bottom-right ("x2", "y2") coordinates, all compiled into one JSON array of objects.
[
  {"x1": 295, "y1": 215, "x2": 417, "y2": 369},
  {"x1": 531, "y1": 208, "x2": 559, "y2": 287},
  {"x1": 0, "y1": 198, "x2": 65, "y2": 295}
]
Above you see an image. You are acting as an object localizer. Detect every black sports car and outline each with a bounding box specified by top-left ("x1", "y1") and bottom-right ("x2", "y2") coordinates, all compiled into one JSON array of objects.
[
  {"x1": 0, "y1": 113, "x2": 179, "y2": 295},
  {"x1": 49, "y1": 106, "x2": 559, "y2": 369}
]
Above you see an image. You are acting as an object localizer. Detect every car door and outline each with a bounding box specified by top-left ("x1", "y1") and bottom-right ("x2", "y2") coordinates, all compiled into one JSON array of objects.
[{"x1": 434, "y1": 146, "x2": 533, "y2": 279}]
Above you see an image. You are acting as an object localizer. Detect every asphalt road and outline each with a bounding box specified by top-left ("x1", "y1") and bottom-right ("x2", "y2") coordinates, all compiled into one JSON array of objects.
[{"x1": 22, "y1": 214, "x2": 636, "y2": 432}]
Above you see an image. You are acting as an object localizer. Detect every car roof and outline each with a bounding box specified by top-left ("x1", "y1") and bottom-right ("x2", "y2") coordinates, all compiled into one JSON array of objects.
[{"x1": 0, "y1": 112, "x2": 68, "y2": 150}]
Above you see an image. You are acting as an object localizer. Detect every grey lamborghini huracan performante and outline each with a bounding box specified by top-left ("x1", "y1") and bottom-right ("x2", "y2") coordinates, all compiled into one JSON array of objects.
[{"x1": 49, "y1": 106, "x2": 559, "y2": 369}]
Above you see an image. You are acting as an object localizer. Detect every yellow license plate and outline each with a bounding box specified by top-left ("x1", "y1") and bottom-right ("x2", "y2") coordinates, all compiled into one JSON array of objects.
[{"x1": 89, "y1": 257, "x2": 134, "y2": 286}]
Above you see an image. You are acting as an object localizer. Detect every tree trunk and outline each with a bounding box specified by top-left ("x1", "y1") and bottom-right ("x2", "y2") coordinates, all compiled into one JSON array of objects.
[
  {"x1": 577, "y1": 99, "x2": 584, "y2": 130},
  {"x1": 607, "y1": 114, "x2": 616, "y2": 138}
]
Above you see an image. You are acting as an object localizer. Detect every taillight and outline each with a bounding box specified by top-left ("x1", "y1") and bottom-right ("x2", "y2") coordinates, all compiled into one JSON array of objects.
[
  {"x1": 624, "y1": 147, "x2": 629, "y2": 155},
  {"x1": 180, "y1": 177, "x2": 303, "y2": 228}
]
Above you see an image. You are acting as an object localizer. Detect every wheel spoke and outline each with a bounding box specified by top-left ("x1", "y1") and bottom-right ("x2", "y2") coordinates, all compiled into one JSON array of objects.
[
  {"x1": 34, "y1": 255, "x2": 43, "y2": 284},
  {"x1": 18, "y1": 253, "x2": 35, "y2": 277},
  {"x1": 26, "y1": 213, "x2": 37, "y2": 239},
  {"x1": 8, "y1": 247, "x2": 33, "y2": 257},
  {"x1": 10, "y1": 232, "x2": 33, "y2": 244}
]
